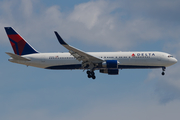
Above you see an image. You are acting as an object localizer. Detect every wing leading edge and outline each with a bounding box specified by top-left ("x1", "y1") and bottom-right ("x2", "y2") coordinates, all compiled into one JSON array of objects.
[{"x1": 54, "y1": 31, "x2": 104, "y2": 64}]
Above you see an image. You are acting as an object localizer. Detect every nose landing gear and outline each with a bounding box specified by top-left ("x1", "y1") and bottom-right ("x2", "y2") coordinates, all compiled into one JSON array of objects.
[
  {"x1": 87, "y1": 71, "x2": 96, "y2": 79},
  {"x1": 161, "y1": 67, "x2": 166, "y2": 76}
]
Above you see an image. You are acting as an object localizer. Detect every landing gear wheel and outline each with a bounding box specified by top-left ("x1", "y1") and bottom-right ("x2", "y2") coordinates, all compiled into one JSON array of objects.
[
  {"x1": 162, "y1": 72, "x2": 165, "y2": 76},
  {"x1": 88, "y1": 74, "x2": 92, "y2": 78},
  {"x1": 86, "y1": 70, "x2": 96, "y2": 79},
  {"x1": 161, "y1": 67, "x2": 166, "y2": 76},
  {"x1": 87, "y1": 71, "x2": 90, "y2": 74},
  {"x1": 91, "y1": 72, "x2": 95, "y2": 76},
  {"x1": 92, "y1": 75, "x2": 96, "y2": 80}
]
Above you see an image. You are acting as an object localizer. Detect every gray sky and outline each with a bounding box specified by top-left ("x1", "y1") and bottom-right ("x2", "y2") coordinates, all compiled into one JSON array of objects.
[{"x1": 0, "y1": 0, "x2": 180, "y2": 120}]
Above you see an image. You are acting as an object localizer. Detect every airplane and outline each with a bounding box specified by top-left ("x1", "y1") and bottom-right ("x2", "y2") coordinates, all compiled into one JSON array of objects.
[{"x1": 5, "y1": 27, "x2": 177, "y2": 79}]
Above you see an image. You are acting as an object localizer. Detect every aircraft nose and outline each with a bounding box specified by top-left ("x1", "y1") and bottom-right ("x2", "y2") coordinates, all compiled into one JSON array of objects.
[
  {"x1": 171, "y1": 58, "x2": 178, "y2": 64},
  {"x1": 174, "y1": 58, "x2": 178, "y2": 63}
]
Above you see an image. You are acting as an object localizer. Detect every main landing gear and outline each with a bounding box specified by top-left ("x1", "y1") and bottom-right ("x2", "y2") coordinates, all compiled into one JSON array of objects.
[
  {"x1": 161, "y1": 67, "x2": 166, "y2": 76},
  {"x1": 87, "y1": 71, "x2": 96, "y2": 79}
]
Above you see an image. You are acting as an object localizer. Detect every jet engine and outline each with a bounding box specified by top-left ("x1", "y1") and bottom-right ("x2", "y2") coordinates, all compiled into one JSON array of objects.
[
  {"x1": 102, "y1": 60, "x2": 119, "y2": 68},
  {"x1": 99, "y1": 69, "x2": 119, "y2": 75}
]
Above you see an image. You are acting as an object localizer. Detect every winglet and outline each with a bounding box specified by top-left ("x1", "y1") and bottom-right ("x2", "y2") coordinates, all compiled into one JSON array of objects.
[
  {"x1": 54, "y1": 31, "x2": 104, "y2": 63},
  {"x1": 54, "y1": 31, "x2": 67, "y2": 45}
]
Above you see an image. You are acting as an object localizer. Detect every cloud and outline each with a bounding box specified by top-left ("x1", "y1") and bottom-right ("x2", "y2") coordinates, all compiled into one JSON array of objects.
[
  {"x1": 147, "y1": 50, "x2": 180, "y2": 103},
  {"x1": 20, "y1": 0, "x2": 33, "y2": 18},
  {"x1": 68, "y1": 0, "x2": 117, "y2": 30},
  {"x1": 1, "y1": 0, "x2": 180, "y2": 51},
  {"x1": 74, "y1": 100, "x2": 180, "y2": 120},
  {"x1": 1, "y1": 94, "x2": 180, "y2": 120},
  {"x1": 1, "y1": 0, "x2": 180, "y2": 105},
  {"x1": 118, "y1": 0, "x2": 180, "y2": 21}
]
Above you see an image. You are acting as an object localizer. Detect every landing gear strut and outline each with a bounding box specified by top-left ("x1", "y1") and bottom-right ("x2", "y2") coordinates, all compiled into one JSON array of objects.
[
  {"x1": 87, "y1": 71, "x2": 96, "y2": 79},
  {"x1": 161, "y1": 67, "x2": 166, "y2": 76}
]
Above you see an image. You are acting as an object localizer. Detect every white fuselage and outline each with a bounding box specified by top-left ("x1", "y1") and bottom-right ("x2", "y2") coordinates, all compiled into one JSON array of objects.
[
  {"x1": 9, "y1": 51, "x2": 177, "y2": 70},
  {"x1": 5, "y1": 27, "x2": 178, "y2": 78}
]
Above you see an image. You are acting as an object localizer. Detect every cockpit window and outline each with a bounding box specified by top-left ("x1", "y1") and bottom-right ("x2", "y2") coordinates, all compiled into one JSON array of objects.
[{"x1": 168, "y1": 55, "x2": 173, "y2": 58}]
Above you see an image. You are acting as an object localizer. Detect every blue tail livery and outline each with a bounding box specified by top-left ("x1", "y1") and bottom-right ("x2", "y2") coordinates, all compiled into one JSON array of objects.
[{"x1": 4, "y1": 27, "x2": 38, "y2": 55}]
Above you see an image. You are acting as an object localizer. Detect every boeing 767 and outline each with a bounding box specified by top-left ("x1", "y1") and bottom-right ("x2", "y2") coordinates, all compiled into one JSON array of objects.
[{"x1": 5, "y1": 27, "x2": 177, "y2": 79}]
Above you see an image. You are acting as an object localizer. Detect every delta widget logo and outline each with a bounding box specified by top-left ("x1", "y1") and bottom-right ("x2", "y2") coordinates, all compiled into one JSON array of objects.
[{"x1": 131, "y1": 53, "x2": 155, "y2": 57}]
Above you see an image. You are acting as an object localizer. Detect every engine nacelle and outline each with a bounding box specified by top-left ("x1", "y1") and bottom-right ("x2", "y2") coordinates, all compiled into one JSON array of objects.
[
  {"x1": 102, "y1": 60, "x2": 119, "y2": 68},
  {"x1": 100, "y1": 69, "x2": 119, "y2": 75}
]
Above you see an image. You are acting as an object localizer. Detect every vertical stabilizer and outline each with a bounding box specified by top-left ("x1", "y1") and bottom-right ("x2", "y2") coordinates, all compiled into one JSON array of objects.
[{"x1": 4, "y1": 27, "x2": 38, "y2": 55}]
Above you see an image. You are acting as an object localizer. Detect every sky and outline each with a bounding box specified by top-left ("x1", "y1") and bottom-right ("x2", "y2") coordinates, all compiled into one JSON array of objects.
[{"x1": 0, "y1": 0, "x2": 180, "y2": 119}]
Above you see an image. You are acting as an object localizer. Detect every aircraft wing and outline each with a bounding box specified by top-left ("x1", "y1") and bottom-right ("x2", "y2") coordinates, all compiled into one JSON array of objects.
[
  {"x1": 6, "y1": 52, "x2": 30, "y2": 61},
  {"x1": 54, "y1": 32, "x2": 104, "y2": 64}
]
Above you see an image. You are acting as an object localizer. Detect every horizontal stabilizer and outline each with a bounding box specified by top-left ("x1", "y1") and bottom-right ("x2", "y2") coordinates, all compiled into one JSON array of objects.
[{"x1": 6, "y1": 52, "x2": 30, "y2": 61}]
